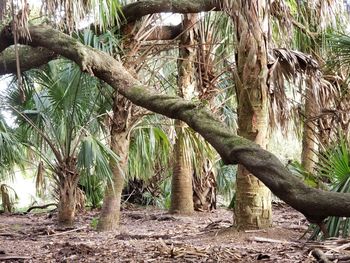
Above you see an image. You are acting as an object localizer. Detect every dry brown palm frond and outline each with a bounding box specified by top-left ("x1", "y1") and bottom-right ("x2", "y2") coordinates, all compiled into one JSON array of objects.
[
  {"x1": 270, "y1": 0, "x2": 294, "y2": 44},
  {"x1": 75, "y1": 187, "x2": 86, "y2": 212},
  {"x1": 194, "y1": 14, "x2": 221, "y2": 102},
  {"x1": 0, "y1": 0, "x2": 8, "y2": 21},
  {"x1": 35, "y1": 160, "x2": 47, "y2": 198},
  {"x1": 193, "y1": 161, "x2": 216, "y2": 212},
  {"x1": 315, "y1": 74, "x2": 350, "y2": 145},
  {"x1": 41, "y1": 0, "x2": 91, "y2": 32},
  {"x1": 268, "y1": 48, "x2": 320, "y2": 133},
  {"x1": 0, "y1": 184, "x2": 18, "y2": 213}
]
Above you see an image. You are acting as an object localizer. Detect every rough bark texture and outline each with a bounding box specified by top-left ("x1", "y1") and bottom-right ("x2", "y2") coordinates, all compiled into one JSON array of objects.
[
  {"x1": 57, "y1": 178, "x2": 77, "y2": 226},
  {"x1": 170, "y1": 120, "x2": 194, "y2": 214},
  {"x1": 170, "y1": 14, "x2": 197, "y2": 214},
  {"x1": 145, "y1": 25, "x2": 183, "y2": 41},
  {"x1": 97, "y1": 95, "x2": 131, "y2": 231},
  {"x1": 56, "y1": 157, "x2": 79, "y2": 226},
  {"x1": 301, "y1": 76, "x2": 318, "y2": 173},
  {"x1": 0, "y1": 185, "x2": 12, "y2": 213},
  {"x1": 121, "y1": 0, "x2": 221, "y2": 23},
  {"x1": 56, "y1": 156, "x2": 80, "y2": 226},
  {"x1": 232, "y1": 1, "x2": 272, "y2": 229},
  {"x1": 2, "y1": 25, "x2": 350, "y2": 224},
  {"x1": 0, "y1": 46, "x2": 56, "y2": 74}
]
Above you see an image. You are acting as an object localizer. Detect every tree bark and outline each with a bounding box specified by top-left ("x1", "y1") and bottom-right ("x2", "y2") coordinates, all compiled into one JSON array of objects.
[
  {"x1": 121, "y1": 0, "x2": 221, "y2": 23},
  {"x1": 57, "y1": 178, "x2": 78, "y2": 227},
  {"x1": 170, "y1": 14, "x2": 197, "y2": 214},
  {"x1": 301, "y1": 70, "x2": 318, "y2": 174},
  {"x1": 3, "y1": 24, "x2": 350, "y2": 224},
  {"x1": 0, "y1": 46, "x2": 56, "y2": 73},
  {"x1": 56, "y1": 157, "x2": 80, "y2": 227},
  {"x1": 0, "y1": 185, "x2": 13, "y2": 213},
  {"x1": 232, "y1": 1, "x2": 272, "y2": 229},
  {"x1": 97, "y1": 95, "x2": 130, "y2": 231},
  {"x1": 170, "y1": 120, "x2": 194, "y2": 214}
]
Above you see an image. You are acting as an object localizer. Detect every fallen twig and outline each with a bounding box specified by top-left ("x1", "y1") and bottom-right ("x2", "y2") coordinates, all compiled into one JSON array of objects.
[
  {"x1": 48, "y1": 226, "x2": 86, "y2": 236},
  {"x1": 0, "y1": 255, "x2": 31, "y2": 260},
  {"x1": 250, "y1": 237, "x2": 298, "y2": 244}
]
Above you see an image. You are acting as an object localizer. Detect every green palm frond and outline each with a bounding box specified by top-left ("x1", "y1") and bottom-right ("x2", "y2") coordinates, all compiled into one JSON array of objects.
[
  {"x1": 77, "y1": 29, "x2": 121, "y2": 56},
  {"x1": 78, "y1": 134, "x2": 119, "y2": 181},
  {"x1": 77, "y1": 134, "x2": 119, "y2": 207},
  {"x1": 216, "y1": 160, "x2": 236, "y2": 203},
  {"x1": 310, "y1": 133, "x2": 350, "y2": 239},
  {"x1": 0, "y1": 117, "x2": 24, "y2": 180},
  {"x1": 325, "y1": 33, "x2": 350, "y2": 70},
  {"x1": 128, "y1": 118, "x2": 171, "y2": 181},
  {"x1": 180, "y1": 126, "x2": 216, "y2": 178}
]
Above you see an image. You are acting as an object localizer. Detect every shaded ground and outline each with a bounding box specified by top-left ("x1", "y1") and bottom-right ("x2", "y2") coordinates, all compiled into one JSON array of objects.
[{"x1": 0, "y1": 203, "x2": 343, "y2": 262}]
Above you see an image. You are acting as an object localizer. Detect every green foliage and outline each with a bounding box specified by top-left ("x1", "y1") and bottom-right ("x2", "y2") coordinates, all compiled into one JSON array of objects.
[
  {"x1": 128, "y1": 116, "x2": 171, "y2": 182},
  {"x1": 90, "y1": 217, "x2": 99, "y2": 229},
  {"x1": 325, "y1": 33, "x2": 350, "y2": 70},
  {"x1": 310, "y1": 134, "x2": 350, "y2": 239},
  {"x1": 78, "y1": 135, "x2": 119, "y2": 208},
  {"x1": 216, "y1": 161, "x2": 236, "y2": 205},
  {"x1": 0, "y1": 115, "x2": 24, "y2": 180},
  {"x1": 4, "y1": 60, "x2": 118, "y2": 205},
  {"x1": 287, "y1": 160, "x2": 320, "y2": 188},
  {"x1": 78, "y1": 29, "x2": 121, "y2": 56}
]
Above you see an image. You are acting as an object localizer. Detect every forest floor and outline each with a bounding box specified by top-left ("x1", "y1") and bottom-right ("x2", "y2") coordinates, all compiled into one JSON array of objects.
[{"x1": 0, "y1": 203, "x2": 349, "y2": 262}]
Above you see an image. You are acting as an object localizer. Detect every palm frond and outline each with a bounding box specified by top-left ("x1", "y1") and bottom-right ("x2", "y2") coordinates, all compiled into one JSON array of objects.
[
  {"x1": 310, "y1": 133, "x2": 350, "y2": 239},
  {"x1": 0, "y1": 117, "x2": 24, "y2": 180}
]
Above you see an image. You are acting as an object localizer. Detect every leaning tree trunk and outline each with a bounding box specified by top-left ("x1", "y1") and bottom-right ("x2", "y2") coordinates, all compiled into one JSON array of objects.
[
  {"x1": 57, "y1": 159, "x2": 79, "y2": 227},
  {"x1": 232, "y1": 0, "x2": 272, "y2": 230},
  {"x1": 97, "y1": 95, "x2": 131, "y2": 231},
  {"x1": 170, "y1": 14, "x2": 197, "y2": 214}
]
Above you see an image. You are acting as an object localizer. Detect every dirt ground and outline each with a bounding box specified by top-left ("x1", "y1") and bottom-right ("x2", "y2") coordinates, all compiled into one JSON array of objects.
[{"x1": 0, "y1": 203, "x2": 348, "y2": 262}]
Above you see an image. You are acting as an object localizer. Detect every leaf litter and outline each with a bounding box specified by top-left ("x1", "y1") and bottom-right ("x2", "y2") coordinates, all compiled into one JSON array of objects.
[{"x1": 0, "y1": 203, "x2": 349, "y2": 262}]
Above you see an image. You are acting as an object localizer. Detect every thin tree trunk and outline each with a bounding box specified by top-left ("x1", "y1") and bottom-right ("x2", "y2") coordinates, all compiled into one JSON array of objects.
[
  {"x1": 301, "y1": 69, "x2": 318, "y2": 174},
  {"x1": 232, "y1": 0, "x2": 272, "y2": 230},
  {"x1": 169, "y1": 14, "x2": 197, "y2": 214},
  {"x1": 97, "y1": 95, "x2": 130, "y2": 231},
  {"x1": 1, "y1": 184, "x2": 12, "y2": 213}
]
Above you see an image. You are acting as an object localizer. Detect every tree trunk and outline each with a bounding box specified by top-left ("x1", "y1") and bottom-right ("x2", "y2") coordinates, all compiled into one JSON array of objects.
[
  {"x1": 58, "y1": 178, "x2": 77, "y2": 227},
  {"x1": 170, "y1": 14, "x2": 197, "y2": 214},
  {"x1": 97, "y1": 95, "x2": 130, "y2": 231},
  {"x1": 1, "y1": 184, "x2": 13, "y2": 213},
  {"x1": 232, "y1": 0, "x2": 272, "y2": 230},
  {"x1": 301, "y1": 70, "x2": 318, "y2": 174},
  {"x1": 170, "y1": 119, "x2": 194, "y2": 214}
]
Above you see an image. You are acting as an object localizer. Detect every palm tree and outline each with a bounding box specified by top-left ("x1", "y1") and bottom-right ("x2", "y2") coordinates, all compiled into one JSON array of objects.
[
  {"x1": 5, "y1": 61, "x2": 118, "y2": 226},
  {"x1": 169, "y1": 14, "x2": 198, "y2": 214},
  {"x1": 223, "y1": 1, "x2": 273, "y2": 230}
]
